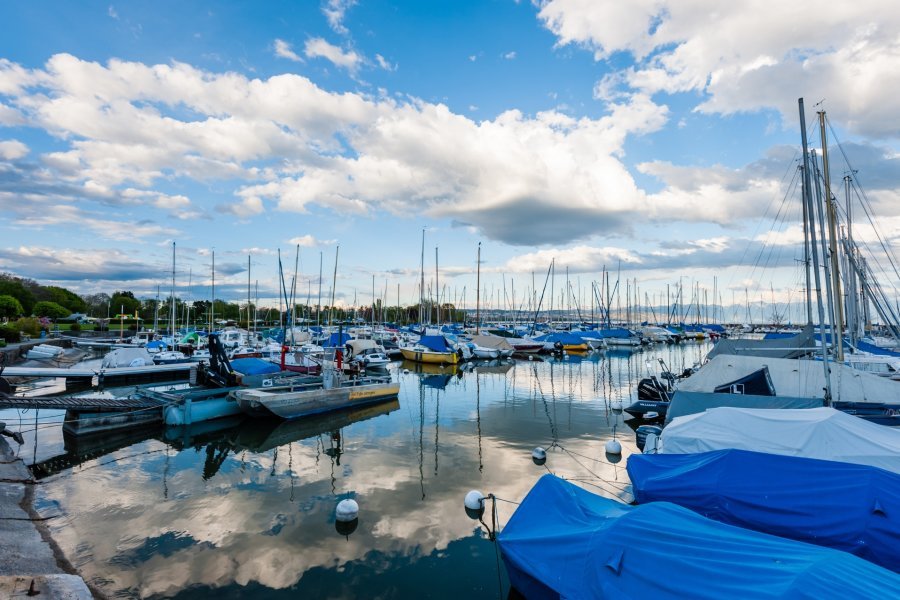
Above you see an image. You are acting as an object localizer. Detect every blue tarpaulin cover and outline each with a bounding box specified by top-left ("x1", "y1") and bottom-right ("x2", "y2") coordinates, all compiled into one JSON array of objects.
[
  {"x1": 417, "y1": 335, "x2": 454, "y2": 353},
  {"x1": 230, "y1": 358, "x2": 281, "y2": 375},
  {"x1": 533, "y1": 332, "x2": 586, "y2": 345},
  {"x1": 499, "y1": 474, "x2": 900, "y2": 599},
  {"x1": 627, "y1": 449, "x2": 900, "y2": 572}
]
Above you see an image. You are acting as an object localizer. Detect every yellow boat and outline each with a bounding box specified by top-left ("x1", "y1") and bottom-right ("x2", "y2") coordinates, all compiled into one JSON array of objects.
[
  {"x1": 561, "y1": 343, "x2": 590, "y2": 352},
  {"x1": 400, "y1": 346, "x2": 459, "y2": 365}
]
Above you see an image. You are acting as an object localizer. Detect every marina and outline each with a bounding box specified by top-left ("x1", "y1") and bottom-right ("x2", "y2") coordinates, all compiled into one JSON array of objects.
[
  {"x1": 1, "y1": 341, "x2": 700, "y2": 598},
  {"x1": 3, "y1": 2, "x2": 900, "y2": 597}
]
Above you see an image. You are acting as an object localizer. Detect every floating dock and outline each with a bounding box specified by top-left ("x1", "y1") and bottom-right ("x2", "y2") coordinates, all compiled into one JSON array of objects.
[{"x1": 0, "y1": 362, "x2": 195, "y2": 389}]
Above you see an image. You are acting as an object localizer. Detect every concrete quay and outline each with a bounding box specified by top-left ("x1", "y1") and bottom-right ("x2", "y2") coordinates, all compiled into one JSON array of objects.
[{"x1": 0, "y1": 433, "x2": 92, "y2": 599}]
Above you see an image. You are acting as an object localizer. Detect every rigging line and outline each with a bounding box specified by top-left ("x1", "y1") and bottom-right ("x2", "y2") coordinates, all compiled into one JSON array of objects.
[
  {"x1": 846, "y1": 180, "x2": 900, "y2": 297},
  {"x1": 558, "y1": 446, "x2": 627, "y2": 495},
  {"x1": 555, "y1": 443, "x2": 627, "y2": 470},
  {"x1": 726, "y1": 149, "x2": 801, "y2": 293},
  {"x1": 826, "y1": 118, "x2": 900, "y2": 280},
  {"x1": 745, "y1": 164, "x2": 802, "y2": 286}
]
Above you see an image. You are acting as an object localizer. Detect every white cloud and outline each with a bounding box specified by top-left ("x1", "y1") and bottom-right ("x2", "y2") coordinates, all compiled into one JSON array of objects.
[
  {"x1": 287, "y1": 235, "x2": 337, "y2": 247},
  {"x1": 538, "y1": 0, "x2": 900, "y2": 137},
  {"x1": 108, "y1": 5, "x2": 118, "y2": 19},
  {"x1": 303, "y1": 37, "x2": 362, "y2": 71},
  {"x1": 322, "y1": 0, "x2": 357, "y2": 35},
  {"x1": 375, "y1": 54, "x2": 394, "y2": 71},
  {"x1": 273, "y1": 39, "x2": 303, "y2": 62},
  {"x1": 503, "y1": 51, "x2": 517, "y2": 60},
  {"x1": 0, "y1": 139, "x2": 28, "y2": 159}
]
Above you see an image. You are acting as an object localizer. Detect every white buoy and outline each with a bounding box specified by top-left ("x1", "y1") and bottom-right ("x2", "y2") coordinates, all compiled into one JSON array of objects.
[
  {"x1": 403, "y1": 368, "x2": 410, "y2": 374},
  {"x1": 528, "y1": 355, "x2": 534, "y2": 361},
  {"x1": 605, "y1": 439, "x2": 622, "y2": 454},
  {"x1": 335, "y1": 499, "x2": 359, "y2": 522},
  {"x1": 532, "y1": 447, "x2": 547, "y2": 461},
  {"x1": 611, "y1": 399, "x2": 624, "y2": 411},
  {"x1": 464, "y1": 490, "x2": 485, "y2": 511}
]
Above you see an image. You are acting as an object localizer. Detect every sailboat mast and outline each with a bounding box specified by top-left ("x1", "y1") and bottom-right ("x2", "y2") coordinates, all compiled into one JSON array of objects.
[
  {"x1": 419, "y1": 228, "x2": 425, "y2": 326},
  {"x1": 799, "y1": 98, "x2": 833, "y2": 406},
  {"x1": 818, "y1": 110, "x2": 844, "y2": 361},
  {"x1": 317, "y1": 251, "x2": 323, "y2": 329},
  {"x1": 170, "y1": 242, "x2": 176, "y2": 337},
  {"x1": 435, "y1": 246, "x2": 440, "y2": 325},
  {"x1": 210, "y1": 250, "x2": 215, "y2": 333},
  {"x1": 247, "y1": 254, "x2": 252, "y2": 332},
  {"x1": 476, "y1": 242, "x2": 481, "y2": 334},
  {"x1": 329, "y1": 245, "x2": 339, "y2": 326}
]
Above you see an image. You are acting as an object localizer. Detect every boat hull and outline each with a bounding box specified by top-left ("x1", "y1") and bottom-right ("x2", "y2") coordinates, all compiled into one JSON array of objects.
[
  {"x1": 399, "y1": 348, "x2": 459, "y2": 365},
  {"x1": 234, "y1": 381, "x2": 401, "y2": 420}
]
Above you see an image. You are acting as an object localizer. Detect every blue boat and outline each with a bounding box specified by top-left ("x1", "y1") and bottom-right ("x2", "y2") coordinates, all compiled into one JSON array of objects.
[
  {"x1": 627, "y1": 449, "x2": 900, "y2": 573},
  {"x1": 499, "y1": 474, "x2": 900, "y2": 599}
]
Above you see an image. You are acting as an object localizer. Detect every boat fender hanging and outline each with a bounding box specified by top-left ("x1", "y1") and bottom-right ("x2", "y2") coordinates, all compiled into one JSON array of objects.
[
  {"x1": 464, "y1": 490, "x2": 485, "y2": 519},
  {"x1": 611, "y1": 400, "x2": 624, "y2": 411},
  {"x1": 532, "y1": 447, "x2": 547, "y2": 465},
  {"x1": 605, "y1": 439, "x2": 622, "y2": 455}
]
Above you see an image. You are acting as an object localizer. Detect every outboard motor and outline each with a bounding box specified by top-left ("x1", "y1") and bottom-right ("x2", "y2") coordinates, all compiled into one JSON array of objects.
[{"x1": 637, "y1": 376, "x2": 671, "y2": 402}]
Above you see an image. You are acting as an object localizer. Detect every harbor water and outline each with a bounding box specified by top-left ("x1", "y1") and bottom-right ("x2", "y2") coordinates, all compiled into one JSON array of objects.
[{"x1": 3, "y1": 341, "x2": 711, "y2": 598}]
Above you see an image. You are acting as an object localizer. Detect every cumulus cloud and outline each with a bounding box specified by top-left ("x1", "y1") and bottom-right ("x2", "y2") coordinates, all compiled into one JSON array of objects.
[
  {"x1": 537, "y1": 0, "x2": 900, "y2": 137},
  {"x1": 303, "y1": 37, "x2": 362, "y2": 71},
  {"x1": 0, "y1": 139, "x2": 27, "y2": 159},
  {"x1": 3, "y1": 52, "x2": 897, "y2": 252}
]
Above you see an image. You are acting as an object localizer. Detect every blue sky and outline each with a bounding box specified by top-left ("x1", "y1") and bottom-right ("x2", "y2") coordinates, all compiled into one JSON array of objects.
[{"x1": 1, "y1": 0, "x2": 899, "y2": 315}]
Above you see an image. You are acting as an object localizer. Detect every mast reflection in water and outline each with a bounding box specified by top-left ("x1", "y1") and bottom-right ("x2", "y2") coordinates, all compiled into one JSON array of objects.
[{"x1": 14, "y1": 342, "x2": 710, "y2": 598}]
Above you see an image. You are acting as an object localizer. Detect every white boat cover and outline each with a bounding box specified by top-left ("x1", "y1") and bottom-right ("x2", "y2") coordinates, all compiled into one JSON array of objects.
[
  {"x1": 101, "y1": 347, "x2": 154, "y2": 368},
  {"x1": 662, "y1": 407, "x2": 900, "y2": 474},
  {"x1": 678, "y1": 354, "x2": 900, "y2": 405},
  {"x1": 470, "y1": 334, "x2": 513, "y2": 351}
]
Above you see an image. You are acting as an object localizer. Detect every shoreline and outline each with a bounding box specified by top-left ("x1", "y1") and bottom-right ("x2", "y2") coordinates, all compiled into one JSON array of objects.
[{"x1": 0, "y1": 434, "x2": 93, "y2": 599}]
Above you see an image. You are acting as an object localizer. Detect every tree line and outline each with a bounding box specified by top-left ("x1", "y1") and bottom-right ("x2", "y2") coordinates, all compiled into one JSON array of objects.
[{"x1": 0, "y1": 273, "x2": 467, "y2": 332}]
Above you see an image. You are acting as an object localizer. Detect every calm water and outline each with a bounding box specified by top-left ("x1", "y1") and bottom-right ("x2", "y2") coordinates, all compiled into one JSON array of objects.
[{"x1": 4, "y1": 341, "x2": 710, "y2": 599}]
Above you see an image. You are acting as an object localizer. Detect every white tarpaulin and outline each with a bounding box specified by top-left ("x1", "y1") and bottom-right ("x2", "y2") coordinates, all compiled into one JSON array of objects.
[
  {"x1": 101, "y1": 347, "x2": 154, "y2": 368},
  {"x1": 661, "y1": 407, "x2": 900, "y2": 474},
  {"x1": 678, "y1": 354, "x2": 900, "y2": 404}
]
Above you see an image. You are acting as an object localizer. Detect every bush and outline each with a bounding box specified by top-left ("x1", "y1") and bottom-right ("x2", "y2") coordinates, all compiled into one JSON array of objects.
[
  {"x1": 14, "y1": 317, "x2": 42, "y2": 337},
  {"x1": 70, "y1": 322, "x2": 81, "y2": 332},
  {"x1": 0, "y1": 324, "x2": 21, "y2": 343}
]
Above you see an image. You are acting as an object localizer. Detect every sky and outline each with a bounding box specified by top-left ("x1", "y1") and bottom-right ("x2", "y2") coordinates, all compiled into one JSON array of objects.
[{"x1": 1, "y1": 0, "x2": 900, "y2": 319}]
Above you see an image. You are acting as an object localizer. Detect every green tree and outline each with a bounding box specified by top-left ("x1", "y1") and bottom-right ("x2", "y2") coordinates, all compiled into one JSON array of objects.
[
  {"x1": 110, "y1": 292, "x2": 141, "y2": 317},
  {"x1": 83, "y1": 292, "x2": 111, "y2": 317},
  {"x1": 0, "y1": 274, "x2": 36, "y2": 315},
  {"x1": 33, "y1": 301, "x2": 71, "y2": 319},
  {"x1": 0, "y1": 295, "x2": 24, "y2": 319},
  {"x1": 41, "y1": 286, "x2": 87, "y2": 313}
]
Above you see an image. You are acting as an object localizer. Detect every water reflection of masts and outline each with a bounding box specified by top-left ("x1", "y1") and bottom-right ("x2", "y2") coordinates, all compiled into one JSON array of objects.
[
  {"x1": 418, "y1": 376, "x2": 425, "y2": 500},
  {"x1": 325, "y1": 429, "x2": 343, "y2": 494},
  {"x1": 533, "y1": 363, "x2": 558, "y2": 445},
  {"x1": 433, "y1": 385, "x2": 440, "y2": 477},
  {"x1": 476, "y1": 370, "x2": 483, "y2": 473}
]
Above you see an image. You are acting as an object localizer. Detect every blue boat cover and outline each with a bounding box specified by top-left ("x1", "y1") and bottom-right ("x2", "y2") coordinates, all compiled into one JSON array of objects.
[
  {"x1": 595, "y1": 328, "x2": 634, "y2": 339},
  {"x1": 855, "y1": 339, "x2": 900, "y2": 357},
  {"x1": 325, "y1": 332, "x2": 352, "y2": 347},
  {"x1": 417, "y1": 335, "x2": 454, "y2": 353},
  {"x1": 533, "y1": 332, "x2": 585, "y2": 345},
  {"x1": 499, "y1": 474, "x2": 900, "y2": 599},
  {"x1": 230, "y1": 357, "x2": 281, "y2": 375},
  {"x1": 627, "y1": 449, "x2": 900, "y2": 573}
]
